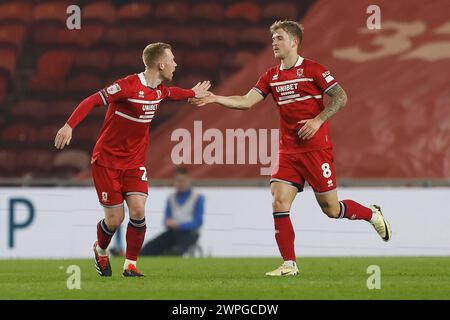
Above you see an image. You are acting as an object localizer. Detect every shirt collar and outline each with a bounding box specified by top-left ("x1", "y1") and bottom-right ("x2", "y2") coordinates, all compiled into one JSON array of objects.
[
  {"x1": 138, "y1": 72, "x2": 148, "y2": 86},
  {"x1": 280, "y1": 55, "x2": 304, "y2": 70}
]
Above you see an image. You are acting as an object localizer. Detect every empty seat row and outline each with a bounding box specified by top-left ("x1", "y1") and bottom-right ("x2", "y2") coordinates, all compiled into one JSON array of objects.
[
  {"x1": 0, "y1": 1, "x2": 298, "y2": 26},
  {"x1": 0, "y1": 148, "x2": 91, "y2": 177},
  {"x1": 31, "y1": 24, "x2": 270, "y2": 50},
  {"x1": 24, "y1": 48, "x2": 254, "y2": 96}
]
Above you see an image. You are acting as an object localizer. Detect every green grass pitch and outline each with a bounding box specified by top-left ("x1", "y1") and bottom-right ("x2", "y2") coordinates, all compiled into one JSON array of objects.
[{"x1": 0, "y1": 257, "x2": 449, "y2": 299}]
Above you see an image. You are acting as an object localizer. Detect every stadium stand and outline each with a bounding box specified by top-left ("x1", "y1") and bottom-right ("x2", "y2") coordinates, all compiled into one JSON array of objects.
[
  {"x1": 1, "y1": 0, "x2": 311, "y2": 180},
  {"x1": 146, "y1": 0, "x2": 450, "y2": 180},
  {"x1": 0, "y1": 0, "x2": 446, "y2": 183}
]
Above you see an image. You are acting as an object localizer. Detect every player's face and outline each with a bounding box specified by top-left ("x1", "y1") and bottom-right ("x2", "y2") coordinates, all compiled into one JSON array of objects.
[
  {"x1": 174, "y1": 173, "x2": 191, "y2": 193},
  {"x1": 272, "y1": 29, "x2": 296, "y2": 59},
  {"x1": 160, "y1": 49, "x2": 178, "y2": 81}
]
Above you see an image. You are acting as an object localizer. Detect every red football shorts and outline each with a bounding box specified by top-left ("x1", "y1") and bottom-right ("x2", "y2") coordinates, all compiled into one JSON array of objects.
[
  {"x1": 91, "y1": 161, "x2": 148, "y2": 207},
  {"x1": 270, "y1": 148, "x2": 337, "y2": 194}
]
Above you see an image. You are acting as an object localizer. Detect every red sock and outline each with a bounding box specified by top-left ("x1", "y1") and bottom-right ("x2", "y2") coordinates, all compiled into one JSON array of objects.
[
  {"x1": 97, "y1": 219, "x2": 115, "y2": 250},
  {"x1": 125, "y1": 218, "x2": 146, "y2": 261},
  {"x1": 273, "y1": 212, "x2": 296, "y2": 261},
  {"x1": 339, "y1": 200, "x2": 372, "y2": 221}
]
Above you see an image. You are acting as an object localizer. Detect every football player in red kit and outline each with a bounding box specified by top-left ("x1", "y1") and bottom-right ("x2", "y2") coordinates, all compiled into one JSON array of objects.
[
  {"x1": 191, "y1": 21, "x2": 392, "y2": 276},
  {"x1": 54, "y1": 43, "x2": 211, "y2": 277}
]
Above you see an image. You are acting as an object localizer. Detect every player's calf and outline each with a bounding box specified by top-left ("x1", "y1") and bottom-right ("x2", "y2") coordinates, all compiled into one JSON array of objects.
[{"x1": 317, "y1": 200, "x2": 341, "y2": 218}]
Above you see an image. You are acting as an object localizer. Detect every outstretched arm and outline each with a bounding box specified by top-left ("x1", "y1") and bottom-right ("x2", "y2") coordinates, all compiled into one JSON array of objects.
[
  {"x1": 191, "y1": 88, "x2": 264, "y2": 110},
  {"x1": 297, "y1": 84, "x2": 348, "y2": 140},
  {"x1": 54, "y1": 92, "x2": 104, "y2": 149},
  {"x1": 168, "y1": 81, "x2": 211, "y2": 101}
]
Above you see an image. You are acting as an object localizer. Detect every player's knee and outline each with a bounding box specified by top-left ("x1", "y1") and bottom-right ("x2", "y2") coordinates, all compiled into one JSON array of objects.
[
  {"x1": 105, "y1": 216, "x2": 123, "y2": 230},
  {"x1": 272, "y1": 196, "x2": 291, "y2": 212},
  {"x1": 129, "y1": 206, "x2": 146, "y2": 220}
]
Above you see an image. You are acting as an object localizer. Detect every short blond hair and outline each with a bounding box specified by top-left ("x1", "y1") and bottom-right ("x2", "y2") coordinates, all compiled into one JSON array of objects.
[
  {"x1": 142, "y1": 42, "x2": 172, "y2": 68},
  {"x1": 270, "y1": 20, "x2": 304, "y2": 45}
]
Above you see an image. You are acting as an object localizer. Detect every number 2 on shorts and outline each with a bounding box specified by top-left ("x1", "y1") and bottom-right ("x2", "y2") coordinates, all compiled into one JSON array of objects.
[{"x1": 139, "y1": 167, "x2": 148, "y2": 181}]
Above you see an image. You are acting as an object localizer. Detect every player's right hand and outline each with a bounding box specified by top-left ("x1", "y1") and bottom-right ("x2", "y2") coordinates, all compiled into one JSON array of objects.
[
  {"x1": 189, "y1": 93, "x2": 217, "y2": 106},
  {"x1": 54, "y1": 123, "x2": 73, "y2": 150}
]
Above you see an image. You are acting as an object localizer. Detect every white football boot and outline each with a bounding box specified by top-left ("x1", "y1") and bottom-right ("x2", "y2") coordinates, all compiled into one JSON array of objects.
[
  {"x1": 265, "y1": 261, "x2": 299, "y2": 276},
  {"x1": 369, "y1": 205, "x2": 392, "y2": 242}
]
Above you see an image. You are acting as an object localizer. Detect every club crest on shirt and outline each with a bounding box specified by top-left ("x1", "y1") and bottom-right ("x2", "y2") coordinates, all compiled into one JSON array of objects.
[
  {"x1": 138, "y1": 90, "x2": 145, "y2": 98},
  {"x1": 156, "y1": 89, "x2": 162, "y2": 99},
  {"x1": 106, "y1": 83, "x2": 121, "y2": 95},
  {"x1": 296, "y1": 68, "x2": 304, "y2": 78}
]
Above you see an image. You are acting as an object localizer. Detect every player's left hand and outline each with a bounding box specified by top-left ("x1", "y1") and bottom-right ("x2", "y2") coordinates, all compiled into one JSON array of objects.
[
  {"x1": 297, "y1": 117, "x2": 323, "y2": 140},
  {"x1": 192, "y1": 81, "x2": 211, "y2": 98}
]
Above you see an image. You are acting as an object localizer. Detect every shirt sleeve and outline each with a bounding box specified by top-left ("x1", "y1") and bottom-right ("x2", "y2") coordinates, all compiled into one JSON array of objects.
[
  {"x1": 312, "y1": 62, "x2": 338, "y2": 93},
  {"x1": 66, "y1": 93, "x2": 104, "y2": 129},
  {"x1": 252, "y1": 70, "x2": 271, "y2": 99},
  {"x1": 166, "y1": 86, "x2": 195, "y2": 101},
  {"x1": 98, "y1": 77, "x2": 131, "y2": 105}
]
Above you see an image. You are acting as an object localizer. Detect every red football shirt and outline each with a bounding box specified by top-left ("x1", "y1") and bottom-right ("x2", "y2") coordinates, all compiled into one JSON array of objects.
[
  {"x1": 92, "y1": 73, "x2": 193, "y2": 169},
  {"x1": 254, "y1": 56, "x2": 338, "y2": 154}
]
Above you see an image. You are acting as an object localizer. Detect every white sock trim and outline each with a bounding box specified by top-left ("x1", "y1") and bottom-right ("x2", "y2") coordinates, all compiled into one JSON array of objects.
[
  {"x1": 283, "y1": 260, "x2": 296, "y2": 267},
  {"x1": 124, "y1": 259, "x2": 136, "y2": 269},
  {"x1": 96, "y1": 244, "x2": 108, "y2": 256}
]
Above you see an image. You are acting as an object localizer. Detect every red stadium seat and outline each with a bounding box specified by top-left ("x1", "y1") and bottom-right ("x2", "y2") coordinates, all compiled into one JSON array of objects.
[
  {"x1": 37, "y1": 124, "x2": 61, "y2": 143},
  {"x1": 222, "y1": 50, "x2": 255, "y2": 71},
  {"x1": 225, "y1": 2, "x2": 261, "y2": 25},
  {"x1": 101, "y1": 26, "x2": 129, "y2": 48},
  {"x1": 0, "y1": 74, "x2": 7, "y2": 105},
  {"x1": 261, "y1": 2, "x2": 299, "y2": 24},
  {"x1": 166, "y1": 27, "x2": 201, "y2": 49},
  {"x1": 47, "y1": 99, "x2": 79, "y2": 118},
  {"x1": 200, "y1": 27, "x2": 238, "y2": 49},
  {"x1": 16, "y1": 149, "x2": 54, "y2": 175},
  {"x1": 74, "y1": 50, "x2": 111, "y2": 73},
  {"x1": 127, "y1": 26, "x2": 167, "y2": 47},
  {"x1": 83, "y1": 1, "x2": 116, "y2": 25},
  {"x1": 66, "y1": 73, "x2": 103, "y2": 95},
  {"x1": 31, "y1": 22, "x2": 63, "y2": 47},
  {"x1": 110, "y1": 50, "x2": 143, "y2": 72},
  {"x1": 34, "y1": 50, "x2": 74, "y2": 81},
  {"x1": 52, "y1": 149, "x2": 90, "y2": 177},
  {"x1": 116, "y1": 2, "x2": 152, "y2": 23},
  {"x1": 174, "y1": 72, "x2": 213, "y2": 89},
  {"x1": 58, "y1": 23, "x2": 105, "y2": 48},
  {"x1": 53, "y1": 149, "x2": 90, "y2": 170},
  {"x1": 155, "y1": 2, "x2": 188, "y2": 24},
  {"x1": 0, "y1": 2, "x2": 33, "y2": 25},
  {"x1": 190, "y1": 2, "x2": 225, "y2": 25},
  {"x1": 237, "y1": 27, "x2": 270, "y2": 50},
  {"x1": 28, "y1": 50, "x2": 75, "y2": 94},
  {"x1": 0, "y1": 48, "x2": 17, "y2": 78},
  {"x1": 10, "y1": 100, "x2": 49, "y2": 121},
  {"x1": 0, "y1": 24, "x2": 27, "y2": 52},
  {"x1": 32, "y1": 22, "x2": 104, "y2": 49},
  {"x1": 183, "y1": 51, "x2": 221, "y2": 72},
  {"x1": 0, "y1": 150, "x2": 17, "y2": 176},
  {"x1": 33, "y1": 1, "x2": 71, "y2": 24},
  {"x1": 1, "y1": 123, "x2": 37, "y2": 145}
]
